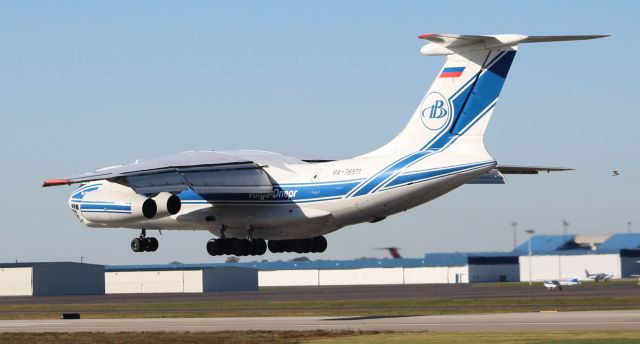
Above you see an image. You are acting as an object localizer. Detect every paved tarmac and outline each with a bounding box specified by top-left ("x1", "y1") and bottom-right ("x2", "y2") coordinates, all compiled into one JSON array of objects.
[
  {"x1": 0, "y1": 310, "x2": 639, "y2": 332},
  {"x1": 0, "y1": 282, "x2": 637, "y2": 305}
]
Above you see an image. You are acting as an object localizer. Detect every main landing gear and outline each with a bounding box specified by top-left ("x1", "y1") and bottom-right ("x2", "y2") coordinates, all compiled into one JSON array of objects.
[
  {"x1": 268, "y1": 236, "x2": 327, "y2": 254},
  {"x1": 131, "y1": 229, "x2": 159, "y2": 252},
  {"x1": 206, "y1": 236, "x2": 328, "y2": 256},
  {"x1": 207, "y1": 238, "x2": 267, "y2": 256}
]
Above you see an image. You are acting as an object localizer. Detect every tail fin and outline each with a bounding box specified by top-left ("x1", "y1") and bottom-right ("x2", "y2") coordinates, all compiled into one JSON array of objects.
[
  {"x1": 387, "y1": 247, "x2": 402, "y2": 259},
  {"x1": 367, "y1": 34, "x2": 607, "y2": 156}
]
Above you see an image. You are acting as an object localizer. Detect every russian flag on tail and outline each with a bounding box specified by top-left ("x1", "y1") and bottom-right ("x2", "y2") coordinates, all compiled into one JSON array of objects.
[{"x1": 439, "y1": 66, "x2": 465, "y2": 78}]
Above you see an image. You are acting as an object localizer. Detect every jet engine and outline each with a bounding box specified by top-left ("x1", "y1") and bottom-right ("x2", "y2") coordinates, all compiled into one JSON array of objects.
[{"x1": 152, "y1": 192, "x2": 182, "y2": 218}]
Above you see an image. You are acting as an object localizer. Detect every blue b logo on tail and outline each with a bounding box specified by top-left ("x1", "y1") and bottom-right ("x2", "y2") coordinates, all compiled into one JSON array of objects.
[
  {"x1": 426, "y1": 100, "x2": 447, "y2": 119},
  {"x1": 420, "y1": 92, "x2": 451, "y2": 131}
]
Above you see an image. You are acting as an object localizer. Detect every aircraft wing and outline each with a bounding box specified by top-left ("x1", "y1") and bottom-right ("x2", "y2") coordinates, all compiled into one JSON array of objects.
[
  {"x1": 467, "y1": 165, "x2": 573, "y2": 184},
  {"x1": 42, "y1": 151, "x2": 275, "y2": 194}
]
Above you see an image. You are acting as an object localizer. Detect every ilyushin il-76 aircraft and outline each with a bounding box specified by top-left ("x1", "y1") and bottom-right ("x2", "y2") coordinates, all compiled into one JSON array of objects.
[{"x1": 44, "y1": 33, "x2": 606, "y2": 257}]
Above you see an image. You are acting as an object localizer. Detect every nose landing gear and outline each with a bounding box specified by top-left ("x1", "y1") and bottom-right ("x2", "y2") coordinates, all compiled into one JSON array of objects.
[{"x1": 131, "y1": 229, "x2": 159, "y2": 252}]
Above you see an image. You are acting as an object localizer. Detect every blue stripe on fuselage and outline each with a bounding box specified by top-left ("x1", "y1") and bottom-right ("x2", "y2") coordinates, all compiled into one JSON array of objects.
[
  {"x1": 71, "y1": 184, "x2": 102, "y2": 200},
  {"x1": 80, "y1": 203, "x2": 132, "y2": 213},
  {"x1": 178, "y1": 179, "x2": 363, "y2": 204},
  {"x1": 382, "y1": 161, "x2": 495, "y2": 190},
  {"x1": 350, "y1": 151, "x2": 432, "y2": 197}
]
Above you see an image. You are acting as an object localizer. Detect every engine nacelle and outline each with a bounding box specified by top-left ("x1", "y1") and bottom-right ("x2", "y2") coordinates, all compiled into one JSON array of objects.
[
  {"x1": 80, "y1": 190, "x2": 157, "y2": 224},
  {"x1": 153, "y1": 192, "x2": 181, "y2": 218}
]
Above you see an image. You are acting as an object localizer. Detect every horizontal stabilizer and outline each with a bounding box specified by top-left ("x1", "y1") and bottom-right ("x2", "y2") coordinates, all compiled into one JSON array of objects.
[
  {"x1": 496, "y1": 165, "x2": 574, "y2": 175},
  {"x1": 418, "y1": 33, "x2": 608, "y2": 55},
  {"x1": 467, "y1": 165, "x2": 573, "y2": 184}
]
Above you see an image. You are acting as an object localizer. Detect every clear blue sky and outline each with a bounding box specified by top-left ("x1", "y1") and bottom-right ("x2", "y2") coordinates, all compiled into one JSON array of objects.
[{"x1": 1, "y1": 1, "x2": 637, "y2": 264}]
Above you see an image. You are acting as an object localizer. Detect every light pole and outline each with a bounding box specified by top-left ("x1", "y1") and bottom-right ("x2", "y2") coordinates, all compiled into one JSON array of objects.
[
  {"x1": 562, "y1": 220, "x2": 570, "y2": 235},
  {"x1": 526, "y1": 229, "x2": 535, "y2": 286},
  {"x1": 511, "y1": 222, "x2": 518, "y2": 251},
  {"x1": 628, "y1": 222, "x2": 632, "y2": 234}
]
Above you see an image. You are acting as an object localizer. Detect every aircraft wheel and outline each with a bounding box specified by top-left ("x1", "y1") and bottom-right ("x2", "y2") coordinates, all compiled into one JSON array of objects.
[
  {"x1": 291, "y1": 239, "x2": 306, "y2": 254},
  {"x1": 268, "y1": 240, "x2": 281, "y2": 253},
  {"x1": 206, "y1": 239, "x2": 220, "y2": 256},
  {"x1": 241, "y1": 239, "x2": 254, "y2": 256},
  {"x1": 230, "y1": 238, "x2": 247, "y2": 256},
  {"x1": 219, "y1": 239, "x2": 232, "y2": 255},
  {"x1": 131, "y1": 238, "x2": 145, "y2": 252},
  {"x1": 253, "y1": 239, "x2": 267, "y2": 255},
  {"x1": 282, "y1": 240, "x2": 293, "y2": 253},
  {"x1": 312, "y1": 236, "x2": 327, "y2": 253},
  {"x1": 146, "y1": 237, "x2": 159, "y2": 252}
]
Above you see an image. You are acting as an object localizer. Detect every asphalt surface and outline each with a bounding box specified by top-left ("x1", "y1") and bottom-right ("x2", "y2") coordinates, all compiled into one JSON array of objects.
[
  {"x1": 0, "y1": 310, "x2": 639, "y2": 332},
  {"x1": 0, "y1": 282, "x2": 638, "y2": 305}
]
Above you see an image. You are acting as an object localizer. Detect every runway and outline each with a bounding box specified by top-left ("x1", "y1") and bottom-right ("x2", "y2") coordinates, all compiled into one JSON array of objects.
[{"x1": 0, "y1": 310, "x2": 639, "y2": 332}]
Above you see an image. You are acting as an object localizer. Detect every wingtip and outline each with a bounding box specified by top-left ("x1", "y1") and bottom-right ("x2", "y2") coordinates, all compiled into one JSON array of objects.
[
  {"x1": 42, "y1": 179, "x2": 71, "y2": 187},
  {"x1": 417, "y1": 33, "x2": 436, "y2": 39}
]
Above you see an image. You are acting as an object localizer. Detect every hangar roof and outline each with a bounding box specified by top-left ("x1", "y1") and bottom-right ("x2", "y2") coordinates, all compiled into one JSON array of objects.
[
  {"x1": 107, "y1": 254, "x2": 519, "y2": 272},
  {"x1": 514, "y1": 234, "x2": 575, "y2": 253},
  {"x1": 599, "y1": 233, "x2": 640, "y2": 251},
  {"x1": 513, "y1": 232, "x2": 640, "y2": 255}
]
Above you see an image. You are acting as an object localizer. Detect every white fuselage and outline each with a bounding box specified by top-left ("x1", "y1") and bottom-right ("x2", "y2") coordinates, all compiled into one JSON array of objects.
[{"x1": 68, "y1": 147, "x2": 495, "y2": 240}]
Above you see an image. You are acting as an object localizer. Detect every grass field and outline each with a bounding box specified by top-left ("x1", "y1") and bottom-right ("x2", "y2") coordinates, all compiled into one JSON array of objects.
[
  {"x1": 1, "y1": 295, "x2": 640, "y2": 320},
  {"x1": 2, "y1": 331, "x2": 640, "y2": 344}
]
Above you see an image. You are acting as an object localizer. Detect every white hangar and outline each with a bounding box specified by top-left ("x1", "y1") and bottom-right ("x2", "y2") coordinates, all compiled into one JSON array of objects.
[
  {"x1": 0, "y1": 262, "x2": 104, "y2": 296},
  {"x1": 105, "y1": 265, "x2": 257, "y2": 293},
  {"x1": 515, "y1": 233, "x2": 640, "y2": 281},
  {"x1": 204, "y1": 254, "x2": 520, "y2": 287}
]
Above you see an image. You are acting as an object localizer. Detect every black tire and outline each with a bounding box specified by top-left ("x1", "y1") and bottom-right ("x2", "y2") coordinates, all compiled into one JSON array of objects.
[
  {"x1": 267, "y1": 240, "x2": 281, "y2": 253},
  {"x1": 292, "y1": 239, "x2": 306, "y2": 253},
  {"x1": 220, "y1": 239, "x2": 233, "y2": 255},
  {"x1": 247, "y1": 240, "x2": 258, "y2": 256},
  {"x1": 206, "y1": 240, "x2": 218, "y2": 256},
  {"x1": 241, "y1": 239, "x2": 253, "y2": 256},
  {"x1": 230, "y1": 238, "x2": 246, "y2": 256},
  {"x1": 254, "y1": 239, "x2": 267, "y2": 255},
  {"x1": 248, "y1": 239, "x2": 265, "y2": 256},
  {"x1": 131, "y1": 238, "x2": 143, "y2": 252},
  {"x1": 146, "y1": 237, "x2": 159, "y2": 252},
  {"x1": 312, "y1": 236, "x2": 327, "y2": 253}
]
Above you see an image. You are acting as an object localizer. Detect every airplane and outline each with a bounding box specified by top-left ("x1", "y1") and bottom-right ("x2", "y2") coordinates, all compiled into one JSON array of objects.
[
  {"x1": 544, "y1": 277, "x2": 581, "y2": 290},
  {"x1": 43, "y1": 33, "x2": 606, "y2": 257},
  {"x1": 585, "y1": 269, "x2": 613, "y2": 282}
]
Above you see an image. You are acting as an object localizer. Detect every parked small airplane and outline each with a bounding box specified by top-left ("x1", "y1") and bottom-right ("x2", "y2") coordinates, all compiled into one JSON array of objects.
[
  {"x1": 585, "y1": 269, "x2": 613, "y2": 282},
  {"x1": 43, "y1": 33, "x2": 606, "y2": 257},
  {"x1": 544, "y1": 277, "x2": 581, "y2": 290}
]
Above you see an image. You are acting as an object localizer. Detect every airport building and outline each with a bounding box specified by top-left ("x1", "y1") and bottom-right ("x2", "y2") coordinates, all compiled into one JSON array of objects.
[
  {"x1": 105, "y1": 265, "x2": 258, "y2": 293},
  {"x1": 0, "y1": 262, "x2": 104, "y2": 296},
  {"x1": 515, "y1": 233, "x2": 640, "y2": 281},
  {"x1": 120, "y1": 253, "x2": 519, "y2": 288},
  {"x1": 1, "y1": 233, "x2": 638, "y2": 297}
]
